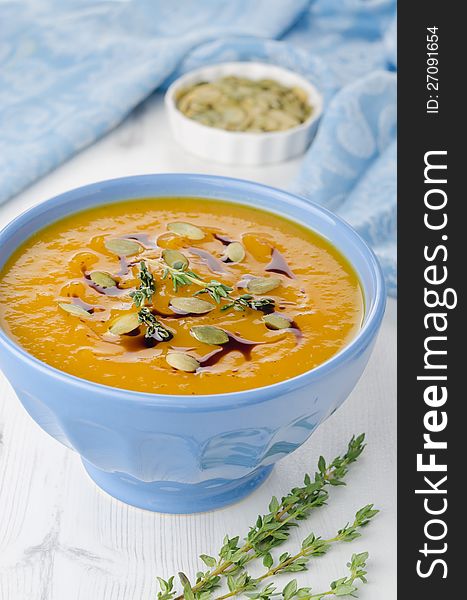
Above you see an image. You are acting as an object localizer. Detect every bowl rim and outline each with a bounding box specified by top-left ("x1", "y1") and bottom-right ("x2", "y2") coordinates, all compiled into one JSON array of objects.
[
  {"x1": 0, "y1": 174, "x2": 386, "y2": 409},
  {"x1": 164, "y1": 61, "x2": 323, "y2": 139}
]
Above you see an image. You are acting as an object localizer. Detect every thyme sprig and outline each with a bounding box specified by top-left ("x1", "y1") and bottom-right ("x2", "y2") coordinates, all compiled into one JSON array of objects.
[
  {"x1": 157, "y1": 435, "x2": 368, "y2": 600},
  {"x1": 161, "y1": 263, "x2": 207, "y2": 293},
  {"x1": 157, "y1": 556, "x2": 370, "y2": 600},
  {"x1": 157, "y1": 261, "x2": 275, "y2": 313},
  {"x1": 245, "y1": 551, "x2": 370, "y2": 600},
  {"x1": 220, "y1": 294, "x2": 275, "y2": 313},
  {"x1": 194, "y1": 280, "x2": 234, "y2": 304},
  {"x1": 130, "y1": 261, "x2": 156, "y2": 307},
  {"x1": 128, "y1": 261, "x2": 172, "y2": 341},
  {"x1": 138, "y1": 307, "x2": 173, "y2": 341},
  {"x1": 205, "y1": 505, "x2": 377, "y2": 600}
]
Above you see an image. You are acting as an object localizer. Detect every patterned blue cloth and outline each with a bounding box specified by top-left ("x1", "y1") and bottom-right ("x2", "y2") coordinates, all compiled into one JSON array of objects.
[
  {"x1": 0, "y1": 0, "x2": 396, "y2": 294},
  {"x1": 292, "y1": 71, "x2": 396, "y2": 295}
]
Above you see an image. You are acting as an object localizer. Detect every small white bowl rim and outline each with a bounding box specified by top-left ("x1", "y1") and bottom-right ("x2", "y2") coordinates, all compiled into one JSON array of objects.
[{"x1": 165, "y1": 61, "x2": 323, "y2": 139}]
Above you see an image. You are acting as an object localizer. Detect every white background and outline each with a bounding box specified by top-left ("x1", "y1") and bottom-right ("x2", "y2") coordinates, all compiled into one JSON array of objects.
[{"x1": 0, "y1": 94, "x2": 396, "y2": 600}]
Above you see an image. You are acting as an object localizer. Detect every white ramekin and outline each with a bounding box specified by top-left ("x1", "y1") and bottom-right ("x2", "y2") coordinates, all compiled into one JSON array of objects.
[{"x1": 165, "y1": 62, "x2": 323, "y2": 166}]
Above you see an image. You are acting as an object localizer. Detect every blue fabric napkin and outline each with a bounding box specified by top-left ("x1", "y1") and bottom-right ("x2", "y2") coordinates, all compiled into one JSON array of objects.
[
  {"x1": 292, "y1": 71, "x2": 396, "y2": 295},
  {"x1": 0, "y1": 0, "x2": 396, "y2": 294}
]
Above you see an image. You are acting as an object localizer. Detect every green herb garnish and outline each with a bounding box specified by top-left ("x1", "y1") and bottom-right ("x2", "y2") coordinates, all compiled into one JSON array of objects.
[
  {"x1": 220, "y1": 294, "x2": 275, "y2": 313},
  {"x1": 244, "y1": 551, "x2": 370, "y2": 600},
  {"x1": 130, "y1": 261, "x2": 156, "y2": 307},
  {"x1": 156, "y1": 435, "x2": 373, "y2": 600},
  {"x1": 194, "y1": 280, "x2": 234, "y2": 304},
  {"x1": 158, "y1": 552, "x2": 370, "y2": 600},
  {"x1": 138, "y1": 307, "x2": 173, "y2": 341},
  {"x1": 186, "y1": 507, "x2": 375, "y2": 600},
  {"x1": 161, "y1": 262, "x2": 206, "y2": 293},
  {"x1": 158, "y1": 259, "x2": 275, "y2": 313}
]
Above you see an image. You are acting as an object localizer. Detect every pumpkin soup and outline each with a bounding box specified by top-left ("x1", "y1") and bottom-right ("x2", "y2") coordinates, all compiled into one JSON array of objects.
[{"x1": 0, "y1": 198, "x2": 364, "y2": 394}]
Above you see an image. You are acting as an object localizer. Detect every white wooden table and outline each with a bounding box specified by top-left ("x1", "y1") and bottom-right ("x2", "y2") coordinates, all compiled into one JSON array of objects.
[{"x1": 0, "y1": 93, "x2": 396, "y2": 600}]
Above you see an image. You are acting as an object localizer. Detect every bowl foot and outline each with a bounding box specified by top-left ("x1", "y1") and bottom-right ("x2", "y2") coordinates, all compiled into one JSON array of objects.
[{"x1": 81, "y1": 460, "x2": 273, "y2": 513}]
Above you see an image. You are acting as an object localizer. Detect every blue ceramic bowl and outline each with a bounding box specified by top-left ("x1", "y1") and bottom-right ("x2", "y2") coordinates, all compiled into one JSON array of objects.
[{"x1": 0, "y1": 174, "x2": 385, "y2": 513}]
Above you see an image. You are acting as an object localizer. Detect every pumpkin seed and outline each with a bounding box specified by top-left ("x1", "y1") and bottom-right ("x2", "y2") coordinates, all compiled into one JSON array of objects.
[
  {"x1": 109, "y1": 313, "x2": 140, "y2": 335},
  {"x1": 225, "y1": 241, "x2": 245, "y2": 263},
  {"x1": 246, "y1": 277, "x2": 281, "y2": 294},
  {"x1": 263, "y1": 313, "x2": 291, "y2": 330},
  {"x1": 104, "y1": 238, "x2": 142, "y2": 257},
  {"x1": 190, "y1": 325, "x2": 229, "y2": 345},
  {"x1": 170, "y1": 297, "x2": 214, "y2": 315},
  {"x1": 90, "y1": 271, "x2": 117, "y2": 288},
  {"x1": 267, "y1": 109, "x2": 300, "y2": 130},
  {"x1": 176, "y1": 76, "x2": 312, "y2": 133},
  {"x1": 221, "y1": 105, "x2": 247, "y2": 129},
  {"x1": 167, "y1": 222, "x2": 205, "y2": 240},
  {"x1": 59, "y1": 302, "x2": 92, "y2": 319},
  {"x1": 166, "y1": 352, "x2": 200, "y2": 373},
  {"x1": 162, "y1": 249, "x2": 189, "y2": 269},
  {"x1": 291, "y1": 85, "x2": 308, "y2": 103}
]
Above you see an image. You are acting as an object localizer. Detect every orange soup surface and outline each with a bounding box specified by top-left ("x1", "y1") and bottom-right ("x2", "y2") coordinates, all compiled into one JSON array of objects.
[{"x1": 0, "y1": 198, "x2": 364, "y2": 394}]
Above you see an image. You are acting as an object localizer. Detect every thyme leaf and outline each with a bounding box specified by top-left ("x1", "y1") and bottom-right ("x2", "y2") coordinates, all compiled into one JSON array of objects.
[{"x1": 130, "y1": 261, "x2": 156, "y2": 307}]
